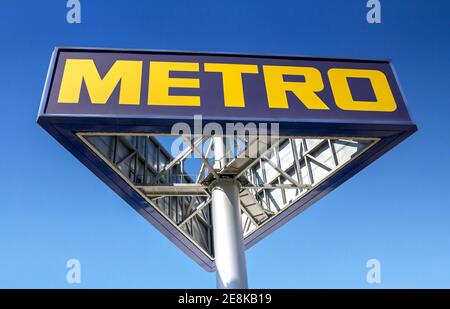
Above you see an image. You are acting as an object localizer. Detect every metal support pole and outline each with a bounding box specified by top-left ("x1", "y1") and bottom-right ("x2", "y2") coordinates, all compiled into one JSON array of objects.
[{"x1": 211, "y1": 137, "x2": 248, "y2": 289}]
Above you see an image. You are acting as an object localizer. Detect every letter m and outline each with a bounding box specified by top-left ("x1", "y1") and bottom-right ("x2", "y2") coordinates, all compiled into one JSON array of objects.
[{"x1": 57, "y1": 59, "x2": 142, "y2": 105}]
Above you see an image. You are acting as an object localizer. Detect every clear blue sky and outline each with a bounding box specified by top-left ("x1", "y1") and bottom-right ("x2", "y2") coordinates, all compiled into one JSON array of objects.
[{"x1": 0, "y1": 0, "x2": 449, "y2": 288}]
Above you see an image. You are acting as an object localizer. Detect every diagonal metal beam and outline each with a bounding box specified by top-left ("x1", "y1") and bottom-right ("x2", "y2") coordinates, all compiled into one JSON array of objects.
[
  {"x1": 196, "y1": 138, "x2": 213, "y2": 183},
  {"x1": 183, "y1": 137, "x2": 220, "y2": 179},
  {"x1": 290, "y1": 138, "x2": 305, "y2": 196},
  {"x1": 233, "y1": 137, "x2": 286, "y2": 180},
  {"x1": 328, "y1": 139, "x2": 339, "y2": 167},
  {"x1": 239, "y1": 200, "x2": 258, "y2": 227},
  {"x1": 305, "y1": 154, "x2": 334, "y2": 171},
  {"x1": 178, "y1": 197, "x2": 212, "y2": 227},
  {"x1": 262, "y1": 156, "x2": 300, "y2": 187},
  {"x1": 116, "y1": 150, "x2": 136, "y2": 166},
  {"x1": 153, "y1": 136, "x2": 204, "y2": 184}
]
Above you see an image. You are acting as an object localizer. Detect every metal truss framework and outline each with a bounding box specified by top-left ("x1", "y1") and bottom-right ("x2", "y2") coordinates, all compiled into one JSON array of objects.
[{"x1": 80, "y1": 133, "x2": 378, "y2": 258}]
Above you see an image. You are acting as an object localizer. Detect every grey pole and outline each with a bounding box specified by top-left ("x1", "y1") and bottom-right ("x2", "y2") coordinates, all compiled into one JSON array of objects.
[{"x1": 211, "y1": 137, "x2": 248, "y2": 289}]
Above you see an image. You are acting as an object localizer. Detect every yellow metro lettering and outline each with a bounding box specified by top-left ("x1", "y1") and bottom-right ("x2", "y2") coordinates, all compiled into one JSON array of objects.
[
  {"x1": 204, "y1": 63, "x2": 258, "y2": 107},
  {"x1": 263, "y1": 65, "x2": 329, "y2": 110},
  {"x1": 327, "y1": 68, "x2": 397, "y2": 112},
  {"x1": 58, "y1": 59, "x2": 142, "y2": 105},
  {"x1": 56, "y1": 58, "x2": 397, "y2": 114},
  {"x1": 148, "y1": 61, "x2": 200, "y2": 106}
]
